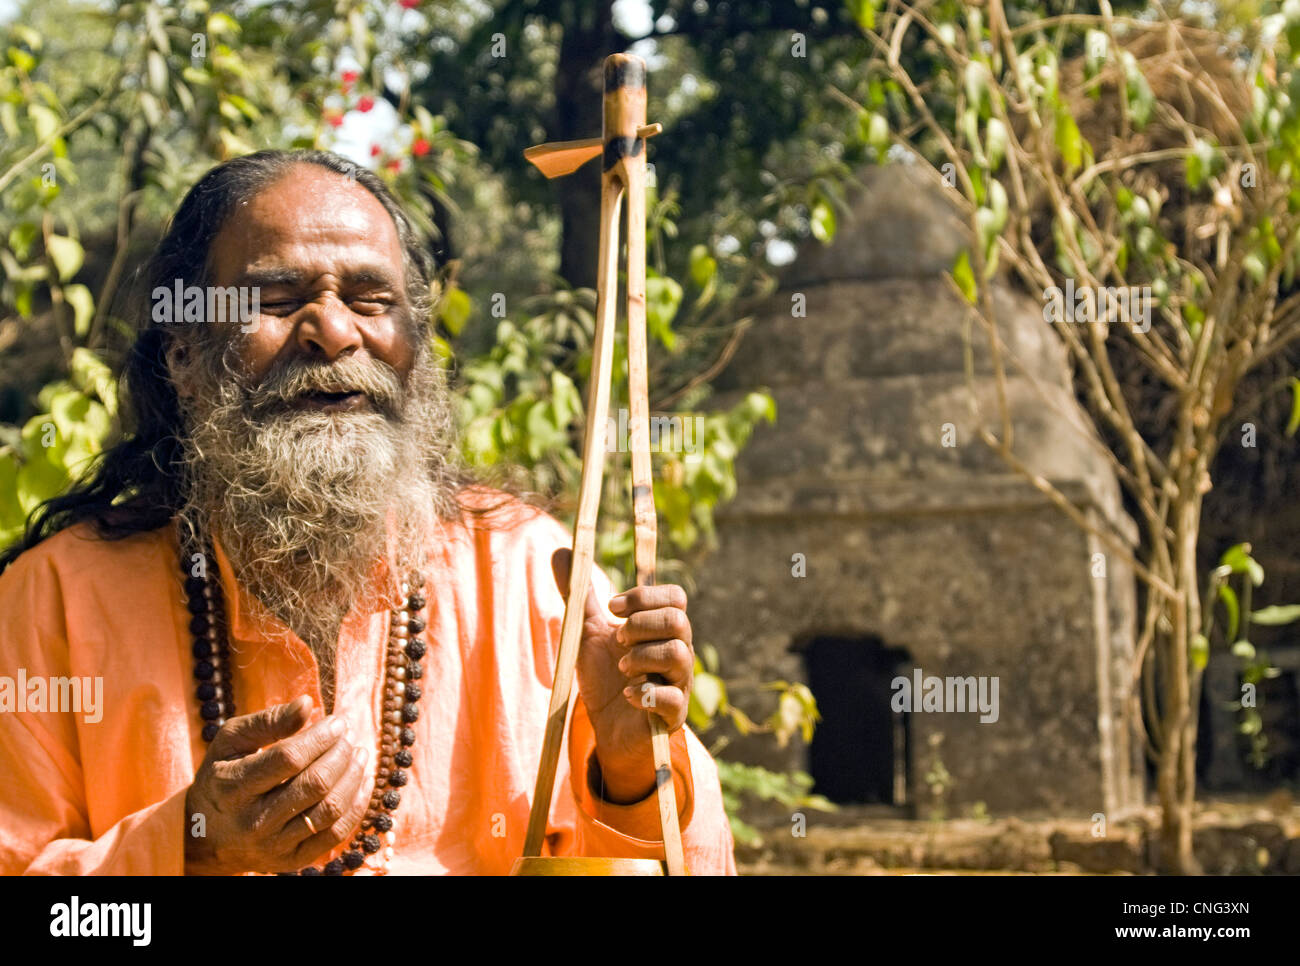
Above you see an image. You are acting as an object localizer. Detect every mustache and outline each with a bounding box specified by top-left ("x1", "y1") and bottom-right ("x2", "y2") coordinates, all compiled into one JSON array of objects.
[{"x1": 240, "y1": 355, "x2": 404, "y2": 417}]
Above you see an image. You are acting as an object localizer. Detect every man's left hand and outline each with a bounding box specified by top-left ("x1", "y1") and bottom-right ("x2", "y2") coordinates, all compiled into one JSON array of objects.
[{"x1": 551, "y1": 548, "x2": 693, "y2": 804}]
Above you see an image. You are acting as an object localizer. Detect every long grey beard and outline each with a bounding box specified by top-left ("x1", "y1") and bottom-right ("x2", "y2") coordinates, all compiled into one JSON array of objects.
[{"x1": 174, "y1": 342, "x2": 460, "y2": 683}]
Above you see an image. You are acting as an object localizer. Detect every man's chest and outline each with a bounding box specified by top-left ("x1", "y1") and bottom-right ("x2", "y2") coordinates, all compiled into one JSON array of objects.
[{"x1": 70, "y1": 576, "x2": 556, "y2": 871}]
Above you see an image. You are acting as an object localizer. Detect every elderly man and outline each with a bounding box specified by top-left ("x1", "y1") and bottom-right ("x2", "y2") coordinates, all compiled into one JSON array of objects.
[{"x1": 0, "y1": 149, "x2": 736, "y2": 875}]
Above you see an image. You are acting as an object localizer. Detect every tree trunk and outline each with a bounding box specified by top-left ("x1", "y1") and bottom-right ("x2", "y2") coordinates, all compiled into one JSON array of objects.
[
  {"x1": 1156, "y1": 458, "x2": 1206, "y2": 874},
  {"x1": 554, "y1": 0, "x2": 616, "y2": 289}
]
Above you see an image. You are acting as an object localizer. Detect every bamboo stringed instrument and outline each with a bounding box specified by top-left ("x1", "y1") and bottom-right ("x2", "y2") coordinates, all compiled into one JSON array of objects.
[{"x1": 510, "y1": 53, "x2": 686, "y2": 877}]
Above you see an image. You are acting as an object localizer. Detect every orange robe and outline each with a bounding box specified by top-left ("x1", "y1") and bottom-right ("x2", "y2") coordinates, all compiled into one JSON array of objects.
[{"x1": 0, "y1": 492, "x2": 736, "y2": 875}]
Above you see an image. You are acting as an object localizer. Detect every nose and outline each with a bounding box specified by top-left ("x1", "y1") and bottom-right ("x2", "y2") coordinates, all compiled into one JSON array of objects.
[{"x1": 294, "y1": 294, "x2": 363, "y2": 361}]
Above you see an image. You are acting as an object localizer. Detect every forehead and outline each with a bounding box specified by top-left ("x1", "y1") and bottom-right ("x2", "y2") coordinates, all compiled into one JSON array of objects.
[{"x1": 208, "y1": 163, "x2": 406, "y2": 284}]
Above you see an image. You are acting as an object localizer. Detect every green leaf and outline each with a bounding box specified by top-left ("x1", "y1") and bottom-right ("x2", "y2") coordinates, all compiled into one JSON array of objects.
[
  {"x1": 147, "y1": 50, "x2": 168, "y2": 96},
  {"x1": 15, "y1": 445, "x2": 68, "y2": 514},
  {"x1": 1185, "y1": 139, "x2": 1219, "y2": 192},
  {"x1": 1191, "y1": 633, "x2": 1209, "y2": 671},
  {"x1": 688, "y1": 244, "x2": 716, "y2": 288},
  {"x1": 173, "y1": 78, "x2": 194, "y2": 115},
  {"x1": 976, "y1": 181, "x2": 1008, "y2": 266},
  {"x1": 48, "y1": 387, "x2": 89, "y2": 439},
  {"x1": 8, "y1": 45, "x2": 36, "y2": 73},
  {"x1": 960, "y1": 107, "x2": 983, "y2": 166},
  {"x1": 1055, "y1": 111, "x2": 1083, "y2": 170},
  {"x1": 645, "y1": 270, "x2": 682, "y2": 349},
  {"x1": 976, "y1": 207, "x2": 999, "y2": 263},
  {"x1": 69, "y1": 347, "x2": 115, "y2": 407},
  {"x1": 28, "y1": 102, "x2": 59, "y2": 142},
  {"x1": 432, "y1": 335, "x2": 453, "y2": 364},
  {"x1": 985, "y1": 117, "x2": 1007, "y2": 172},
  {"x1": 64, "y1": 283, "x2": 93, "y2": 337},
  {"x1": 524, "y1": 400, "x2": 557, "y2": 461},
  {"x1": 845, "y1": 0, "x2": 877, "y2": 31},
  {"x1": 139, "y1": 91, "x2": 163, "y2": 128},
  {"x1": 0, "y1": 449, "x2": 25, "y2": 535},
  {"x1": 218, "y1": 99, "x2": 243, "y2": 124},
  {"x1": 1285, "y1": 378, "x2": 1300, "y2": 437},
  {"x1": 10, "y1": 24, "x2": 42, "y2": 51},
  {"x1": 1219, "y1": 584, "x2": 1240, "y2": 643},
  {"x1": 206, "y1": 12, "x2": 241, "y2": 37},
  {"x1": 1084, "y1": 29, "x2": 1108, "y2": 79},
  {"x1": 226, "y1": 93, "x2": 261, "y2": 122},
  {"x1": 144, "y1": 5, "x2": 170, "y2": 53},
  {"x1": 549, "y1": 370, "x2": 578, "y2": 428},
  {"x1": 216, "y1": 127, "x2": 251, "y2": 158},
  {"x1": 1250, "y1": 605, "x2": 1300, "y2": 626},
  {"x1": 0, "y1": 101, "x2": 18, "y2": 138},
  {"x1": 964, "y1": 61, "x2": 989, "y2": 113},
  {"x1": 951, "y1": 250, "x2": 977, "y2": 304},
  {"x1": 771, "y1": 692, "x2": 803, "y2": 748},
  {"x1": 1242, "y1": 252, "x2": 1266, "y2": 285},
  {"x1": 439, "y1": 288, "x2": 472, "y2": 336},
  {"x1": 1121, "y1": 52, "x2": 1154, "y2": 128},
  {"x1": 8, "y1": 222, "x2": 38, "y2": 260},
  {"x1": 1220, "y1": 543, "x2": 1265, "y2": 586},
  {"x1": 45, "y1": 235, "x2": 83, "y2": 281},
  {"x1": 740, "y1": 390, "x2": 776, "y2": 424},
  {"x1": 810, "y1": 198, "x2": 836, "y2": 244},
  {"x1": 690, "y1": 670, "x2": 725, "y2": 723},
  {"x1": 859, "y1": 110, "x2": 888, "y2": 152}
]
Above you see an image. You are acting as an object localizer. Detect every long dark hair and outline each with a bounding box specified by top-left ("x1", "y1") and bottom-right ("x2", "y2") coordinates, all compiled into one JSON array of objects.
[{"x1": 0, "y1": 149, "x2": 509, "y2": 575}]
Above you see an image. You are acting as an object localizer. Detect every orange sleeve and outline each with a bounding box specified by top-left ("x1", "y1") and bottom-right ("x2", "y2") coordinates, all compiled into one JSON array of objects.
[
  {"x1": 561, "y1": 697, "x2": 738, "y2": 875},
  {"x1": 0, "y1": 543, "x2": 187, "y2": 876}
]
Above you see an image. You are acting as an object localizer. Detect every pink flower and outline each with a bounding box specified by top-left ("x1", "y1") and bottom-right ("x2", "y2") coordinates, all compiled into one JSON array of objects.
[
  {"x1": 325, "y1": 112, "x2": 344, "y2": 128},
  {"x1": 340, "y1": 69, "x2": 359, "y2": 93},
  {"x1": 370, "y1": 144, "x2": 382, "y2": 157},
  {"x1": 386, "y1": 158, "x2": 402, "y2": 172},
  {"x1": 412, "y1": 138, "x2": 430, "y2": 157},
  {"x1": 399, "y1": 0, "x2": 420, "y2": 8},
  {"x1": 358, "y1": 95, "x2": 375, "y2": 113}
]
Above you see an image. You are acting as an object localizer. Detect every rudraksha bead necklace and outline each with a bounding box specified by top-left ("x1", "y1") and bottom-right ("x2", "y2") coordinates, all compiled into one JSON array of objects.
[{"x1": 180, "y1": 531, "x2": 428, "y2": 876}]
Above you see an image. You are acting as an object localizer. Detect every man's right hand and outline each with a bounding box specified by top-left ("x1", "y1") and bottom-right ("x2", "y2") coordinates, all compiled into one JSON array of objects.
[{"x1": 184, "y1": 695, "x2": 372, "y2": 875}]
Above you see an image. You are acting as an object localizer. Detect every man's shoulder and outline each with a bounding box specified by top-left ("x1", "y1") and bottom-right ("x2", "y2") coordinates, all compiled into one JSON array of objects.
[
  {"x1": 0, "y1": 520, "x2": 173, "y2": 589},
  {"x1": 453, "y1": 484, "x2": 568, "y2": 547}
]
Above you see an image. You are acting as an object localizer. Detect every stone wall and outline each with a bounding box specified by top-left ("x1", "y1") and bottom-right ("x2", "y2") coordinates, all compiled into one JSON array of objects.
[{"x1": 689, "y1": 164, "x2": 1143, "y2": 816}]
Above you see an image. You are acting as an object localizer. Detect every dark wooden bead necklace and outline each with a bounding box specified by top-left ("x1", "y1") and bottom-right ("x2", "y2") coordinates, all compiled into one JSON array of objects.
[{"x1": 180, "y1": 533, "x2": 428, "y2": 876}]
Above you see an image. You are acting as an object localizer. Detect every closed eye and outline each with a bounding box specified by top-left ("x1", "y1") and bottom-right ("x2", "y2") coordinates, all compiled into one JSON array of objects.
[
  {"x1": 261, "y1": 300, "x2": 301, "y2": 314},
  {"x1": 349, "y1": 297, "x2": 396, "y2": 314}
]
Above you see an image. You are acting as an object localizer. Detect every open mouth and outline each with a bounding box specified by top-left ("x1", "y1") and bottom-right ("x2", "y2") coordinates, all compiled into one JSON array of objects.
[{"x1": 295, "y1": 390, "x2": 368, "y2": 411}]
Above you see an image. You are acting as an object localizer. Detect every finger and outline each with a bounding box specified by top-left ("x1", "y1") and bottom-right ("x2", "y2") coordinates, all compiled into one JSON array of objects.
[
  {"x1": 608, "y1": 584, "x2": 687, "y2": 617},
  {"x1": 618, "y1": 639, "x2": 692, "y2": 685},
  {"x1": 616, "y1": 607, "x2": 691, "y2": 647},
  {"x1": 262, "y1": 729, "x2": 361, "y2": 829},
  {"x1": 276, "y1": 744, "x2": 369, "y2": 850},
  {"x1": 622, "y1": 678, "x2": 689, "y2": 725},
  {"x1": 287, "y1": 750, "x2": 373, "y2": 867},
  {"x1": 295, "y1": 745, "x2": 370, "y2": 842},
  {"x1": 236, "y1": 715, "x2": 349, "y2": 796},
  {"x1": 551, "y1": 547, "x2": 604, "y2": 624},
  {"x1": 210, "y1": 695, "x2": 314, "y2": 760}
]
